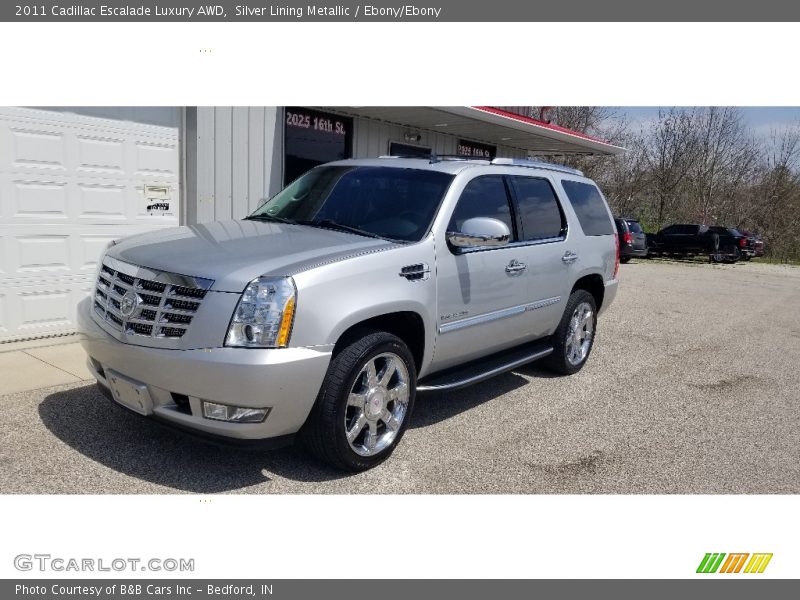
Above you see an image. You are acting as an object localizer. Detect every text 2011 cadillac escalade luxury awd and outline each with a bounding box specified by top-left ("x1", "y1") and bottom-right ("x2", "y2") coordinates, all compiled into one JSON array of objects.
[{"x1": 78, "y1": 156, "x2": 619, "y2": 471}]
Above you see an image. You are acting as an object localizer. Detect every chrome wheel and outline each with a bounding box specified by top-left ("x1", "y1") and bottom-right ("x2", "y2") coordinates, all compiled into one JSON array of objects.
[
  {"x1": 344, "y1": 352, "x2": 410, "y2": 457},
  {"x1": 565, "y1": 301, "x2": 594, "y2": 366}
]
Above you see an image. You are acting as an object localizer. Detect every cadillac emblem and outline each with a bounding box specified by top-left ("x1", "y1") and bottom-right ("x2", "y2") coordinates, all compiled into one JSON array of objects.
[{"x1": 120, "y1": 290, "x2": 140, "y2": 318}]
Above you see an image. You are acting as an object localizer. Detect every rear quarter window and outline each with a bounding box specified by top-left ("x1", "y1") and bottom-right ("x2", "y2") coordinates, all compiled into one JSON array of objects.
[{"x1": 561, "y1": 180, "x2": 614, "y2": 236}]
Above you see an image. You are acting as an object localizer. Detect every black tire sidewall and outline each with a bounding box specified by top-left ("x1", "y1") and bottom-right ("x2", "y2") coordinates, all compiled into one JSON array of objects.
[
  {"x1": 305, "y1": 331, "x2": 417, "y2": 472},
  {"x1": 547, "y1": 290, "x2": 598, "y2": 375}
]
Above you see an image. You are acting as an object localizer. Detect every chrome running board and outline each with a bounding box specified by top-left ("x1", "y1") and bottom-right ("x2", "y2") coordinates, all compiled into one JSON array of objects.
[{"x1": 417, "y1": 342, "x2": 553, "y2": 393}]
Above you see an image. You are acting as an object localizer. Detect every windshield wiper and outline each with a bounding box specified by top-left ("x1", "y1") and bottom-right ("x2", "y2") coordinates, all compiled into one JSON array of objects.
[
  {"x1": 243, "y1": 214, "x2": 297, "y2": 224},
  {"x1": 299, "y1": 219, "x2": 388, "y2": 240}
]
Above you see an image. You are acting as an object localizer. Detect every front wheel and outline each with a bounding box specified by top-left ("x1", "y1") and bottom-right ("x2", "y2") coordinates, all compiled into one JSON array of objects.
[
  {"x1": 544, "y1": 290, "x2": 598, "y2": 375},
  {"x1": 300, "y1": 330, "x2": 416, "y2": 472}
]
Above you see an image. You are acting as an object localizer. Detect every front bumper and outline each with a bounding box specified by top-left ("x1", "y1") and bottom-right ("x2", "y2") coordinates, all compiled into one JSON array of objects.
[{"x1": 76, "y1": 297, "x2": 332, "y2": 441}]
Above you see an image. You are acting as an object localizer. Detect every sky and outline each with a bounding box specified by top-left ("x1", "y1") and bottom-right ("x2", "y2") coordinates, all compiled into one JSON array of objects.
[{"x1": 619, "y1": 107, "x2": 800, "y2": 138}]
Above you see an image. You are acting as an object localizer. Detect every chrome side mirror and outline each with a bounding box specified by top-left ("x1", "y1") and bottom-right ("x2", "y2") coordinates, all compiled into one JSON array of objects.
[{"x1": 447, "y1": 217, "x2": 511, "y2": 249}]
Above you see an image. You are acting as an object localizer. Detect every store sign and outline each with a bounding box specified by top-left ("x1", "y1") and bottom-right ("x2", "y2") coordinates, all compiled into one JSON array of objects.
[
  {"x1": 285, "y1": 108, "x2": 348, "y2": 136},
  {"x1": 457, "y1": 139, "x2": 496, "y2": 159}
]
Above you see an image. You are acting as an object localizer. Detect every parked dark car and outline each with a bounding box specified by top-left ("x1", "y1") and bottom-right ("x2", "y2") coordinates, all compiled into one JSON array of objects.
[
  {"x1": 738, "y1": 229, "x2": 764, "y2": 258},
  {"x1": 614, "y1": 217, "x2": 648, "y2": 263},
  {"x1": 707, "y1": 227, "x2": 753, "y2": 262},
  {"x1": 646, "y1": 223, "x2": 749, "y2": 263}
]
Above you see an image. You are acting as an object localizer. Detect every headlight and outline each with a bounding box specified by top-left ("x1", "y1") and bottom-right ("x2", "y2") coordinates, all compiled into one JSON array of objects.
[{"x1": 225, "y1": 276, "x2": 297, "y2": 348}]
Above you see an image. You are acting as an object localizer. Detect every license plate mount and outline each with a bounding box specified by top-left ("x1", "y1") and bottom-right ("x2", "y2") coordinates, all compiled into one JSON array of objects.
[{"x1": 106, "y1": 369, "x2": 154, "y2": 416}]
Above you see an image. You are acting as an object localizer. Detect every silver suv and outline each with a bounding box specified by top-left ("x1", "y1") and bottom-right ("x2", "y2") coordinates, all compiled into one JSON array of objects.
[{"x1": 78, "y1": 157, "x2": 619, "y2": 471}]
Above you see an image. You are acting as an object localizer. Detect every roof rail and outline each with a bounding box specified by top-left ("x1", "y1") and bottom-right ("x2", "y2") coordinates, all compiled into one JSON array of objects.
[
  {"x1": 378, "y1": 154, "x2": 491, "y2": 164},
  {"x1": 490, "y1": 157, "x2": 584, "y2": 176}
]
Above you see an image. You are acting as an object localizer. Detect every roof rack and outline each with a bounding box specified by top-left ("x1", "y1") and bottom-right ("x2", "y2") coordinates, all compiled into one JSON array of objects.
[
  {"x1": 378, "y1": 154, "x2": 583, "y2": 175},
  {"x1": 490, "y1": 158, "x2": 583, "y2": 176}
]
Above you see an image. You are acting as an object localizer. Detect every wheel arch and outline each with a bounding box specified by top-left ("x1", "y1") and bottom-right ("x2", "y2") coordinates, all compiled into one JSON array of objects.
[
  {"x1": 332, "y1": 310, "x2": 427, "y2": 374},
  {"x1": 571, "y1": 273, "x2": 605, "y2": 311}
]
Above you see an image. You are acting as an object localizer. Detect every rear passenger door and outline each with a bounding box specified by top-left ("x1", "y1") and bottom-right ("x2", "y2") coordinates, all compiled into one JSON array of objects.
[{"x1": 508, "y1": 175, "x2": 572, "y2": 339}]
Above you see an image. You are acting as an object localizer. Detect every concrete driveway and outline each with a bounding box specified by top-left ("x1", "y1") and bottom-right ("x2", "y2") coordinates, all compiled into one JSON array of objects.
[{"x1": 1, "y1": 260, "x2": 798, "y2": 494}]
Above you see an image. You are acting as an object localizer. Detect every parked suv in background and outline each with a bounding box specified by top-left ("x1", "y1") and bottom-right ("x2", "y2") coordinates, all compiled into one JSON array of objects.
[
  {"x1": 614, "y1": 217, "x2": 648, "y2": 263},
  {"x1": 78, "y1": 156, "x2": 619, "y2": 471}
]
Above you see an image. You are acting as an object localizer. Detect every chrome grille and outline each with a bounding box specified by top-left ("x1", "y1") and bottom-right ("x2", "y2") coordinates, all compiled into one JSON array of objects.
[{"x1": 93, "y1": 261, "x2": 209, "y2": 339}]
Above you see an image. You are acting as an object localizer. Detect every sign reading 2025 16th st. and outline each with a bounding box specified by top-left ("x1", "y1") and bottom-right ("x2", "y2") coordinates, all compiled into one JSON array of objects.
[{"x1": 286, "y1": 108, "x2": 348, "y2": 135}]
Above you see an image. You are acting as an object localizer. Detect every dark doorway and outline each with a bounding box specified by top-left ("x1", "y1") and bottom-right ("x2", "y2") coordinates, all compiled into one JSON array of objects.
[{"x1": 284, "y1": 107, "x2": 353, "y2": 185}]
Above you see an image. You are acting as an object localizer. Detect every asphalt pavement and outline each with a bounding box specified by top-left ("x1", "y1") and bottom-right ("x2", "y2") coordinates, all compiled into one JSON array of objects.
[{"x1": 1, "y1": 259, "x2": 798, "y2": 494}]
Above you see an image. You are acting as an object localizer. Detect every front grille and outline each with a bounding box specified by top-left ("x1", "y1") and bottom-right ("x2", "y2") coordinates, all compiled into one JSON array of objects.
[{"x1": 93, "y1": 260, "x2": 210, "y2": 340}]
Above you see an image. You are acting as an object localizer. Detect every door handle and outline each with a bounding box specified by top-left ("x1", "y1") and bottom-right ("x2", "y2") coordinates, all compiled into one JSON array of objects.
[
  {"x1": 505, "y1": 259, "x2": 527, "y2": 274},
  {"x1": 561, "y1": 251, "x2": 578, "y2": 264}
]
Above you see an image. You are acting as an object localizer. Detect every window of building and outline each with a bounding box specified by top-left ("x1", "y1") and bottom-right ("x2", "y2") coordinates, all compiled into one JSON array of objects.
[{"x1": 284, "y1": 107, "x2": 353, "y2": 185}]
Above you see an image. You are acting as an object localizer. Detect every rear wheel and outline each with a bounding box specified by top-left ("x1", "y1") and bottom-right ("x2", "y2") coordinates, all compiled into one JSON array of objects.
[
  {"x1": 544, "y1": 290, "x2": 597, "y2": 375},
  {"x1": 620, "y1": 256, "x2": 631, "y2": 264},
  {"x1": 300, "y1": 329, "x2": 416, "y2": 472},
  {"x1": 722, "y1": 245, "x2": 740, "y2": 264}
]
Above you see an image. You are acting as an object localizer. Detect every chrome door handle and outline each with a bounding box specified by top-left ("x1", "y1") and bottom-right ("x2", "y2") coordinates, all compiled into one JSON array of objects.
[
  {"x1": 561, "y1": 251, "x2": 578, "y2": 264},
  {"x1": 505, "y1": 259, "x2": 527, "y2": 274}
]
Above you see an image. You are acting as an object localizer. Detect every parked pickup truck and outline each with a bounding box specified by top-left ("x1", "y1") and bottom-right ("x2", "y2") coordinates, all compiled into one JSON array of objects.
[
  {"x1": 77, "y1": 157, "x2": 619, "y2": 471},
  {"x1": 647, "y1": 223, "x2": 751, "y2": 263}
]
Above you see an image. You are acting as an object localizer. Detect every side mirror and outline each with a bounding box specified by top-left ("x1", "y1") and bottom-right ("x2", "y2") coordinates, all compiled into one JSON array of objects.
[{"x1": 447, "y1": 217, "x2": 511, "y2": 249}]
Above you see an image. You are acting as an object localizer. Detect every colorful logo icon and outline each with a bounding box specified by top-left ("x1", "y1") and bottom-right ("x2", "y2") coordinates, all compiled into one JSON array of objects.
[{"x1": 697, "y1": 553, "x2": 773, "y2": 574}]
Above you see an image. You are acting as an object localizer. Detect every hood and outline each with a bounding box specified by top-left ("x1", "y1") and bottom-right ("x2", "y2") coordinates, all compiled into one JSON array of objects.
[{"x1": 108, "y1": 220, "x2": 395, "y2": 292}]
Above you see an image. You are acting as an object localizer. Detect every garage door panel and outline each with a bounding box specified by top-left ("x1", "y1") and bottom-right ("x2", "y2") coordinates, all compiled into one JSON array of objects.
[
  {"x1": 0, "y1": 107, "x2": 180, "y2": 343},
  {"x1": 78, "y1": 182, "x2": 127, "y2": 219},
  {"x1": 12, "y1": 179, "x2": 69, "y2": 219},
  {"x1": 15, "y1": 234, "x2": 71, "y2": 274},
  {"x1": 136, "y1": 140, "x2": 178, "y2": 176},
  {"x1": 9, "y1": 127, "x2": 67, "y2": 171},
  {"x1": 77, "y1": 134, "x2": 126, "y2": 175}
]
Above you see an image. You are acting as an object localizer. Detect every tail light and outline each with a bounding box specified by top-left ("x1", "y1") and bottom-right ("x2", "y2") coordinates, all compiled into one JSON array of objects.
[
  {"x1": 739, "y1": 238, "x2": 747, "y2": 248},
  {"x1": 613, "y1": 233, "x2": 620, "y2": 278},
  {"x1": 623, "y1": 232, "x2": 633, "y2": 245}
]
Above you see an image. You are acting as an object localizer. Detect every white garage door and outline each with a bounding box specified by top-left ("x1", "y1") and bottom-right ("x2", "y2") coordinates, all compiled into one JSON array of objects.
[{"x1": 0, "y1": 107, "x2": 180, "y2": 343}]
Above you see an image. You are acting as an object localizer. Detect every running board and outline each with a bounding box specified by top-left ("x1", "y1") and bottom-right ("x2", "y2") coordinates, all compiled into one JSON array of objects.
[{"x1": 416, "y1": 342, "x2": 553, "y2": 393}]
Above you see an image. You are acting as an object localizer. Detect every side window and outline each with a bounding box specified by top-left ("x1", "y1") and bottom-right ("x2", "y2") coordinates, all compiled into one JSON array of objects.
[
  {"x1": 510, "y1": 176, "x2": 566, "y2": 241},
  {"x1": 448, "y1": 176, "x2": 515, "y2": 238},
  {"x1": 560, "y1": 180, "x2": 614, "y2": 236}
]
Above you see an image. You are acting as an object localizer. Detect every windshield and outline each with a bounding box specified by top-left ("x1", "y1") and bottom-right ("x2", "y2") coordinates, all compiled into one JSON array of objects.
[{"x1": 249, "y1": 166, "x2": 454, "y2": 242}]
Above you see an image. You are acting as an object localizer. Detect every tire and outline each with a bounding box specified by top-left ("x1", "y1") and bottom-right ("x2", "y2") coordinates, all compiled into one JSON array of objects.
[
  {"x1": 620, "y1": 256, "x2": 631, "y2": 264},
  {"x1": 543, "y1": 290, "x2": 598, "y2": 376},
  {"x1": 299, "y1": 329, "x2": 416, "y2": 472},
  {"x1": 722, "y1": 245, "x2": 739, "y2": 264}
]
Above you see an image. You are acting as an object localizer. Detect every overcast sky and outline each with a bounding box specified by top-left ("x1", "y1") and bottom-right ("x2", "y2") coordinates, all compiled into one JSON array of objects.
[{"x1": 620, "y1": 107, "x2": 800, "y2": 137}]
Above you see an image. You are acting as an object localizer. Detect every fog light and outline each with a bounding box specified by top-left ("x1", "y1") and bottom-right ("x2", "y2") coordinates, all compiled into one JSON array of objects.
[{"x1": 202, "y1": 401, "x2": 270, "y2": 423}]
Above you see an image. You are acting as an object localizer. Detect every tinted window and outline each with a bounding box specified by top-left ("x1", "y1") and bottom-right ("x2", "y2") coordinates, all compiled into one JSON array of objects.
[
  {"x1": 626, "y1": 220, "x2": 643, "y2": 234},
  {"x1": 251, "y1": 166, "x2": 453, "y2": 242},
  {"x1": 560, "y1": 180, "x2": 614, "y2": 236},
  {"x1": 511, "y1": 177, "x2": 565, "y2": 240},
  {"x1": 448, "y1": 176, "x2": 515, "y2": 238},
  {"x1": 615, "y1": 218, "x2": 627, "y2": 233}
]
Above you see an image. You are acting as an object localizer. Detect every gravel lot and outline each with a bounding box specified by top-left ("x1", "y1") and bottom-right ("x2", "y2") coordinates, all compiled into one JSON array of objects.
[{"x1": 1, "y1": 260, "x2": 798, "y2": 494}]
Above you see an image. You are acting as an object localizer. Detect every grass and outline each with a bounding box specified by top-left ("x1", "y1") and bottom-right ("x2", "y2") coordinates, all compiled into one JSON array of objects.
[{"x1": 752, "y1": 257, "x2": 800, "y2": 266}]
